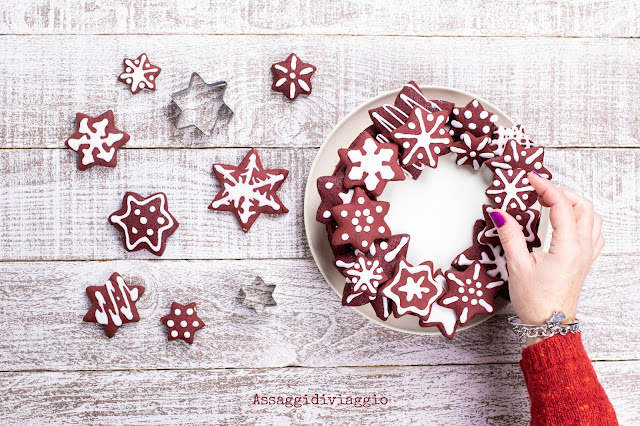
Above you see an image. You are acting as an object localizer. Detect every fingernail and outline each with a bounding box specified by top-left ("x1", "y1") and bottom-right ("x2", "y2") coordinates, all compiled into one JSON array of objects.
[
  {"x1": 532, "y1": 171, "x2": 541, "y2": 177},
  {"x1": 489, "y1": 210, "x2": 506, "y2": 228}
]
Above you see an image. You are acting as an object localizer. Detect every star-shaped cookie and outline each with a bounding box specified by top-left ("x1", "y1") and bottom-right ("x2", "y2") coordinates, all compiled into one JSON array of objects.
[
  {"x1": 117, "y1": 53, "x2": 161, "y2": 94},
  {"x1": 161, "y1": 301, "x2": 205, "y2": 344},
  {"x1": 209, "y1": 148, "x2": 289, "y2": 232},
  {"x1": 271, "y1": 53, "x2": 317, "y2": 100},
  {"x1": 486, "y1": 140, "x2": 552, "y2": 179},
  {"x1": 109, "y1": 192, "x2": 180, "y2": 256}
]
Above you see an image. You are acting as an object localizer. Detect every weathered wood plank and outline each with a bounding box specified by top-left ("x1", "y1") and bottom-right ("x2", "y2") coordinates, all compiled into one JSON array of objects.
[
  {"x1": 0, "y1": 255, "x2": 636, "y2": 371},
  {"x1": 1, "y1": 36, "x2": 639, "y2": 149},
  {"x1": 0, "y1": 147, "x2": 638, "y2": 260},
  {"x1": 1, "y1": 362, "x2": 637, "y2": 425},
  {"x1": 1, "y1": 0, "x2": 638, "y2": 37}
]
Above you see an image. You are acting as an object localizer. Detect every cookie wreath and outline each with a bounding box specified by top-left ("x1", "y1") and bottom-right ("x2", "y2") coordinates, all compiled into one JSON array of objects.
[{"x1": 315, "y1": 81, "x2": 551, "y2": 339}]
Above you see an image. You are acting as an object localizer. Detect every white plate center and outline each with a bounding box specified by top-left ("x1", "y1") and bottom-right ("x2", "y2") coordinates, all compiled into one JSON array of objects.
[{"x1": 378, "y1": 153, "x2": 493, "y2": 272}]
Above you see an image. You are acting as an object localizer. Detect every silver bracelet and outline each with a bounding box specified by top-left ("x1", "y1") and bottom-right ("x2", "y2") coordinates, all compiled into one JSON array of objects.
[{"x1": 507, "y1": 312, "x2": 581, "y2": 339}]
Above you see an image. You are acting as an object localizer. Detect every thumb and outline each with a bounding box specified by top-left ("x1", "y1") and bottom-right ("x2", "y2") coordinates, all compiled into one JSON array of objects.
[{"x1": 488, "y1": 208, "x2": 531, "y2": 271}]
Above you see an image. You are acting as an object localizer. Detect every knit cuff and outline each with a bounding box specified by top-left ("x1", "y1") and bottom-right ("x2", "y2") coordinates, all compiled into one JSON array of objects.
[{"x1": 520, "y1": 332, "x2": 587, "y2": 372}]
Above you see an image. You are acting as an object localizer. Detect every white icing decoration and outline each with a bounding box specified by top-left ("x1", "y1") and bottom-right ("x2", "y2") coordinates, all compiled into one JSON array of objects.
[
  {"x1": 486, "y1": 169, "x2": 535, "y2": 210},
  {"x1": 67, "y1": 117, "x2": 125, "y2": 166},
  {"x1": 449, "y1": 133, "x2": 494, "y2": 171},
  {"x1": 119, "y1": 54, "x2": 160, "y2": 92},
  {"x1": 346, "y1": 138, "x2": 399, "y2": 192},
  {"x1": 441, "y1": 263, "x2": 502, "y2": 324},
  {"x1": 93, "y1": 274, "x2": 139, "y2": 328},
  {"x1": 393, "y1": 109, "x2": 450, "y2": 167},
  {"x1": 344, "y1": 256, "x2": 386, "y2": 296},
  {"x1": 273, "y1": 54, "x2": 314, "y2": 99},
  {"x1": 382, "y1": 259, "x2": 444, "y2": 317},
  {"x1": 383, "y1": 236, "x2": 409, "y2": 263}
]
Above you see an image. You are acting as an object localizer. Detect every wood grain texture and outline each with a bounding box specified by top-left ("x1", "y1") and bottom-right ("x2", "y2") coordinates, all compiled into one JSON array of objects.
[
  {"x1": 1, "y1": 147, "x2": 638, "y2": 261},
  {"x1": 0, "y1": 256, "x2": 636, "y2": 371},
  {"x1": 1, "y1": 0, "x2": 639, "y2": 37},
  {"x1": 1, "y1": 362, "x2": 638, "y2": 425},
  {"x1": 1, "y1": 36, "x2": 639, "y2": 150}
]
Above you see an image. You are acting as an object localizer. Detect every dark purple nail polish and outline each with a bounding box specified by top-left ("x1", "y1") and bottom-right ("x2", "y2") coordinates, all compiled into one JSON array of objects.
[
  {"x1": 532, "y1": 171, "x2": 541, "y2": 177},
  {"x1": 489, "y1": 210, "x2": 506, "y2": 228}
]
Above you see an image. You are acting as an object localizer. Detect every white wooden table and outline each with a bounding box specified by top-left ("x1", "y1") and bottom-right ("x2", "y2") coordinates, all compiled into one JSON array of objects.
[{"x1": 1, "y1": 1, "x2": 639, "y2": 424}]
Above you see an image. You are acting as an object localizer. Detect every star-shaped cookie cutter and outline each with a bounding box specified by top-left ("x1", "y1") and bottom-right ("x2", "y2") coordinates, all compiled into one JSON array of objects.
[
  {"x1": 240, "y1": 276, "x2": 277, "y2": 313},
  {"x1": 170, "y1": 72, "x2": 234, "y2": 136}
]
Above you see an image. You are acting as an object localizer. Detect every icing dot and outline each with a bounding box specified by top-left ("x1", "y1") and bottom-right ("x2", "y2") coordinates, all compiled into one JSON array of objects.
[
  {"x1": 479, "y1": 111, "x2": 488, "y2": 119},
  {"x1": 493, "y1": 180, "x2": 500, "y2": 186},
  {"x1": 507, "y1": 169, "x2": 514, "y2": 176},
  {"x1": 126, "y1": 67, "x2": 132, "y2": 73},
  {"x1": 462, "y1": 296, "x2": 469, "y2": 302},
  {"x1": 427, "y1": 114, "x2": 434, "y2": 121},
  {"x1": 510, "y1": 202, "x2": 516, "y2": 209},
  {"x1": 157, "y1": 217, "x2": 165, "y2": 224},
  {"x1": 362, "y1": 241, "x2": 369, "y2": 247},
  {"x1": 380, "y1": 241, "x2": 388, "y2": 250},
  {"x1": 523, "y1": 178, "x2": 529, "y2": 184},
  {"x1": 439, "y1": 129, "x2": 445, "y2": 135},
  {"x1": 521, "y1": 150, "x2": 527, "y2": 156},
  {"x1": 175, "y1": 309, "x2": 181, "y2": 315},
  {"x1": 323, "y1": 211, "x2": 331, "y2": 218},
  {"x1": 534, "y1": 162, "x2": 542, "y2": 170},
  {"x1": 458, "y1": 287, "x2": 464, "y2": 294},
  {"x1": 375, "y1": 206, "x2": 383, "y2": 213},
  {"x1": 180, "y1": 320, "x2": 187, "y2": 327},
  {"x1": 351, "y1": 218, "x2": 359, "y2": 225},
  {"x1": 468, "y1": 123, "x2": 477, "y2": 130},
  {"x1": 477, "y1": 290, "x2": 483, "y2": 297},
  {"x1": 341, "y1": 233, "x2": 349, "y2": 241},
  {"x1": 469, "y1": 288, "x2": 475, "y2": 294},
  {"x1": 132, "y1": 227, "x2": 138, "y2": 234},
  {"x1": 355, "y1": 225, "x2": 362, "y2": 232},
  {"x1": 434, "y1": 147, "x2": 441, "y2": 154},
  {"x1": 490, "y1": 114, "x2": 498, "y2": 123},
  {"x1": 150, "y1": 206, "x2": 156, "y2": 213},
  {"x1": 147, "y1": 229, "x2": 154, "y2": 236},
  {"x1": 325, "y1": 182, "x2": 334, "y2": 189},
  {"x1": 470, "y1": 151, "x2": 476, "y2": 158},
  {"x1": 366, "y1": 216, "x2": 374, "y2": 224},
  {"x1": 140, "y1": 217, "x2": 148, "y2": 224},
  {"x1": 363, "y1": 209, "x2": 370, "y2": 216},
  {"x1": 364, "y1": 226, "x2": 371, "y2": 232},
  {"x1": 476, "y1": 282, "x2": 482, "y2": 288},
  {"x1": 126, "y1": 78, "x2": 132, "y2": 84},
  {"x1": 466, "y1": 279, "x2": 472, "y2": 284},
  {"x1": 495, "y1": 197, "x2": 502, "y2": 203},
  {"x1": 134, "y1": 209, "x2": 141, "y2": 215},
  {"x1": 453, "y1": 108, "x2": 459, "y2": 115},
  {"x1": 523, "y1": 194, "x2": 529, "y2": 200},
  {"x1": 408, "y1": 122, "x2": 416, "y2": 130},
  {"x1": 464, "y1": 111, "x2": 472, "y2": 119},
  {"x1": 357, "y1": 197, "x2": 365, "y2": 204},
  {"x1": 193, "y1": 321, "x2": 199, "y2": 327},
  {"x1": 289, "y1": 72, "x2": 296, "y2": 79},
  {"x1": 378, "y1": 226, "x2": 385, "y2": 233},
  {"x1": 171, "y1": 330, "x2": 178, "y2": 337},
  {"x1": 417, "y1": 153, "x2": 424, "y2": 160},
  {"x1": 167, "y1": 320, "x2": 174, "y2": 327},
  {"x1": 471, "y1": 299, "x2": 478, "y2": 305},
  {"x1": 482, "y1": 126, "x2": 490, "y2": 134},
  {"x1": 134, "y1": 59, "x2": 139, "y2": 65},
  {"x1": 184, "y1": 331, "x2": 191, "y2": 339},
  {"x1": 355, "y1": 210, "x2": 362, "y2": 217},
  {"x1": 186, "y1": 308, "x2": 193, "y2": 315},
  {"x1": 341, "y1": 211, "x2": 348, "y2": 217},
  {"x1": 516, "y1": 215, "x2": 522, "y2": 221},
  {"x1": 472, "y1": 100, "x2": 479, "y2": 107},
  {"x1": 504, "y1": 155, "x2": 512, "y2": 162}
]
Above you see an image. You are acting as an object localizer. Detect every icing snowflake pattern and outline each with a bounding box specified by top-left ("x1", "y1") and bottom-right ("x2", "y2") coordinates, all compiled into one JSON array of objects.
[
  {"x1": 381, "y1": 258, "x2": 444, "y2": 317},
  {"x1": 487, "y1": 140, "x2": 552, "y2": 179},
  {"x1": 83, "y1": 272, "x2": 144, "y2": 338},
  {"x1": 491, "y1": 124, "x2": 535, "y2": 156},
  {"x1": 117, "y1": 53, "x2": 161, "y2": 94},
  {"x1": 65, "y1": 110, "x2": 130, "y2": 171},
  {"x1": 339, "y1": 134, "x2": 405, "y2": 196},
  {"x1": 391, "y1": 109, "x2": 452, "y2": 168},
  {"x1": 161, "y1": 301, "x2": 205, "y2": 344},
  {"x1": 209, "y1": 148, "x2": 289, "y2": 232},
  {"x1": 109, "y1": 192, "x2": 179, "y2": 256},
  {"x1": 442, "y1": 262, "x2": 503, "y2": 325},
  {"x1": 271, "y1": 53, "x2": 316, "y2": 100},
  {"x1": 486, "y1": 168, "x2": 538, "y2": 211},
  {"x1": 479, "y1": 204, "x2": 540, "y2": 248},
  {"x1": 339, "y1": 254, "x2": 388, "y2": 298},
  {"x1": 449, "y1": 132, "x2": 495, "y2": 170}
]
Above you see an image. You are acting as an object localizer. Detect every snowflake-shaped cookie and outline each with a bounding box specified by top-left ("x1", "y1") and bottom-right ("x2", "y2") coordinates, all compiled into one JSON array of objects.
[
  {"x1": 335, "y1": 234, "x2": 410, "y2": 282},
  {"x1": 449, "y1": 132, "x2": 495, "y2": 170},
  {"x1": 418, "y1": 269, "x2": 459, "y2": 339},
  {"x1": 316, "y1": 170, "x2": 354, "y2": 225},
  {"x1": 452, "y1": 220, "x2": 509, "y2": 282},
  {"x1": 109, "y1": 192, "x2": 180, "y2": 256},
  {"x1": 338, "y1": 131, "x2": 405, "y2": 196},
  {"x1": 381, "y1": 258, "x2": 444, "y2": 318},
  {"x1": 391, "y1": 108, "x2": 452, "y2": 168},
  {"x1": 65, "y1": 110, "x2": 130, "y2": 171},
  {"x1": 478, "y1": 204, "x2": 541, "y2": 248},
  {"x1": 491, "y1": 124, "x2": 535, "y2": 156},
  {"x1": 271, "y1": 53, "x2": 316, "y2": 100},
  {"x1": 117, "y1": 53, "x2": 161, "y2": 94},
  {"x1": 161, "y1": 301, "x2": 205, "y2": 344},
  {"x1": 83, "y1": 272, "x2": 144, "y2": 338},
  {"x1": 449, "y1": 99, "x2": 499, "y2": 140},
  {"x1": 209, "y1": 148, "x2": 289, "y2": 232},
  {"x1": 338, "y1": 253, "x2": 388, "y2": 298},
  {"x1": 485, "y1": 168, "x2": 538, "y2": 211},
  {"x1": 441, "y1": 261, "x2": 504, "y2": 325},
  {"x1": 330, "y1": 187, "x2": 391, "y2": 252},
  {"x1": 486, "y1": 140, "x2": 552, "y2": 179}
]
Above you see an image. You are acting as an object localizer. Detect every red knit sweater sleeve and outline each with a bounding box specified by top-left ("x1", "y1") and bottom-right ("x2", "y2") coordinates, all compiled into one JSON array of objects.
[{"x1": 520, "y1": 332, "x2": 618, "y2": 425}]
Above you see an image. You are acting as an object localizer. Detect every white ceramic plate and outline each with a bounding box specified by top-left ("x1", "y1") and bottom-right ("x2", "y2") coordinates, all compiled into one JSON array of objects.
[{"x1": 304, "y1": 86, "x2": 551, "y2": 335}]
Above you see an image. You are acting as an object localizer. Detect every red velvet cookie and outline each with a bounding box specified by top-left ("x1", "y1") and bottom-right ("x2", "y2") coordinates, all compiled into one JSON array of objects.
[
  {"x1": 452, "y1": 220, "x2": 509, "y2": 282},
  {"x1": 341, "y1": 280, "x2": 374, "y2": 307},
  {"x1": 449, "y1": 99, "x2": 499, "y2": 140},
  {"x1": 485, "y1": 168, "x2": 538, "y2": 211},
  {"x1": 117, "y1": 53, "x2": 161, "y2": 94},
  {"x1": 441, "y1": 262, "x2": 504, "y2": 325},
  {"x1": 209, "y1": 148, "x2": 289, "y2": 232},
  {"x1": 338, "y1": 130, "x2": 405, "y2": 196},
  {"x1": 330, "y1": 187, "x2": 391, "y2": 252},
  {"x1": 449, "y1": 132, "x2": 495, "y2": 170},
  {"x1": 418, "y1": 269, "x2": 459, "y2": 340},
  {"x1": 380, "y1": 258, "x2": 445, "y2": 318},
  {"x1": 486, "y1": 140, "x2": 552, "y2": 179},
  {"x1": 478, "y1": 204, "x2": 541, "y2": 248},
  {"x1": 109, "y1": 192, "x2": 179, "y2": 257},
  {"x1": 65, "y1": 110, "x2": 130, "y2": 171},
  {"x1": 491, "y1": 124, "x2": 535, "y2": 156},
  {"x1": 391, "y1": 108, "x2": 452, "y2": 168},
  {"x1": 83, "y1": 272, "x2": 145, "y2": 338},
  {"x1": 393, "y1": 81, "x2": 454, "y2": 119},
  {"x1": 271, "y1": 53, "x2": 316, "y2": 100},
  {"x1": 161, "y1": 301, "x2": 205, "y2": 344},
  {"x1": 334, "y1": 234, "x2": 410, "y2": 281},
  {"x1": 335, "y1": 253, "x2": 388, "y2": 298},
  {"x1": 316, "y1": 169, "x2": 354, "y2": 225}
]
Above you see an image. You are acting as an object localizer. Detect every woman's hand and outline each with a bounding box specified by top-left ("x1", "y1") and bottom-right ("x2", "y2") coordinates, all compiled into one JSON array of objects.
[{"x1": 488, "y1": 172, "x2": 604, "y2": 346}]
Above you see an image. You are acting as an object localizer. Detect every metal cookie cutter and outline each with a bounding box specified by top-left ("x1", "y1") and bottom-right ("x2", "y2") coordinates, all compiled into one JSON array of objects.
[{"x1": 170, "y1": 72, "x2": 233, "y2": 136}]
